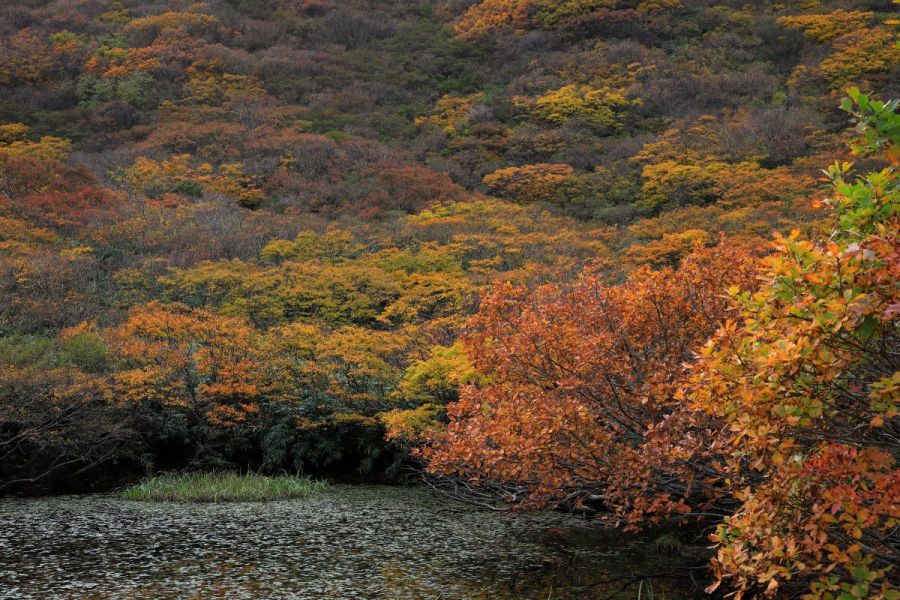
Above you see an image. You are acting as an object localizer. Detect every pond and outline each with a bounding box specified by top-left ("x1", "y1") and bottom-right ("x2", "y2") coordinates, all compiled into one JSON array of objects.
[{"x1": 0, "y1": 485, "x2": 699, "y2": 599}]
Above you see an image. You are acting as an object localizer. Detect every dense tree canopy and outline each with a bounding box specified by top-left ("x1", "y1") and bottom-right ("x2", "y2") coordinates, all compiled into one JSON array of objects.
[{"x1": 0, "y1": 1, "x2": 896, "y2": 595}]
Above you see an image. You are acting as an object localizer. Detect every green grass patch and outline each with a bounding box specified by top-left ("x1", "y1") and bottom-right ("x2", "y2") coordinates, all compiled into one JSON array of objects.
[{"x1": 121, "y1": 473, "x2": 328, "y2": 503}]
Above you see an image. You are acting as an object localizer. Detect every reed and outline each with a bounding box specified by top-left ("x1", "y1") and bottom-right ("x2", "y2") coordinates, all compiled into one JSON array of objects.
[{"x1": 121, "y1": 473, "x2": 327, "y2": 502}]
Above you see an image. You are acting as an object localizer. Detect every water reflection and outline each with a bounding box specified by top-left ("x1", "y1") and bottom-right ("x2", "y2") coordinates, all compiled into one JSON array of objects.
[{"x1": 0, "y1": 485, "x2": 696, "y2": 599}]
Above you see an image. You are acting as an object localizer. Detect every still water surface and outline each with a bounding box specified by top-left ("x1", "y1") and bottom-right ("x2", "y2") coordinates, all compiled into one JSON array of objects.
[{"x1": 0, "y1": 485, "x2": 696, "y2": 599}]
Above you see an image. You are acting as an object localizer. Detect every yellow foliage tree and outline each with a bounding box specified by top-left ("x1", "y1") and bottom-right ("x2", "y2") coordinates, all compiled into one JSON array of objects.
[
  {"x1": 526, "y1": 84, "x2": 633, "y2": 132},
  {"x1": 0, "y1": 124, "x2": 71, "y2": 162},
  {"x1": 183, "y1": 69, "x2": 266, "y2": 106},
  {"x1": 415, "y1": 93, "x2": 484, "y2": 135},
  {"x1": 819, "y1": 27, "x2": 900, "y2": 87},
  {"x1": 777, "y1": 10, "x2": 872, "y2": 43},
  {"x1": 124, "y1": 11, "x2": 220, "y2": 39},
  {"x1": 623, "y1": 229, "x2": 710, "y2": 268},
  {"x1": 394, "y1": 343, "x2": 482, "y2": 404},
  {"x1": 119, "y1": 154, "x2": 265, "y2": 207},
  {"x1": 454, "y1": 0, "x2": 618, "y2": 37},
  {"x1": 482, "y1": 163, "x2": 575, "y2": 204}
]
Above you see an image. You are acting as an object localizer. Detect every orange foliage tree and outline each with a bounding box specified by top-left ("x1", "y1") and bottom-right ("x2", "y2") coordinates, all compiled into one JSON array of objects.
[
  {"x1": 423, "y1": 242, "x2": 759, "y2": 509},
  {"x1": 104, "y1": 302, "x2": 264, "y2": 427}
]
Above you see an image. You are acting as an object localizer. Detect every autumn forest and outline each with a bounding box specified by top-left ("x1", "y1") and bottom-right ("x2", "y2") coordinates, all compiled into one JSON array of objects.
[{"x1": 0, "y1": 0, "x2": 897, "y2": 598}]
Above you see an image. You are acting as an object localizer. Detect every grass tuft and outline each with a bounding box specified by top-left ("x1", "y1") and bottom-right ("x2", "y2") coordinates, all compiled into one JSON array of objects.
[{"x1": 121, "y1": 473, "x2": 328, "y2": 503}]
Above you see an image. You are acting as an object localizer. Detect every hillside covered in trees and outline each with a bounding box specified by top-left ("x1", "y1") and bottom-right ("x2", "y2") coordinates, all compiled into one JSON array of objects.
[{"x1": 0, "y1": 0, "x2": 897, "y2": 597}]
